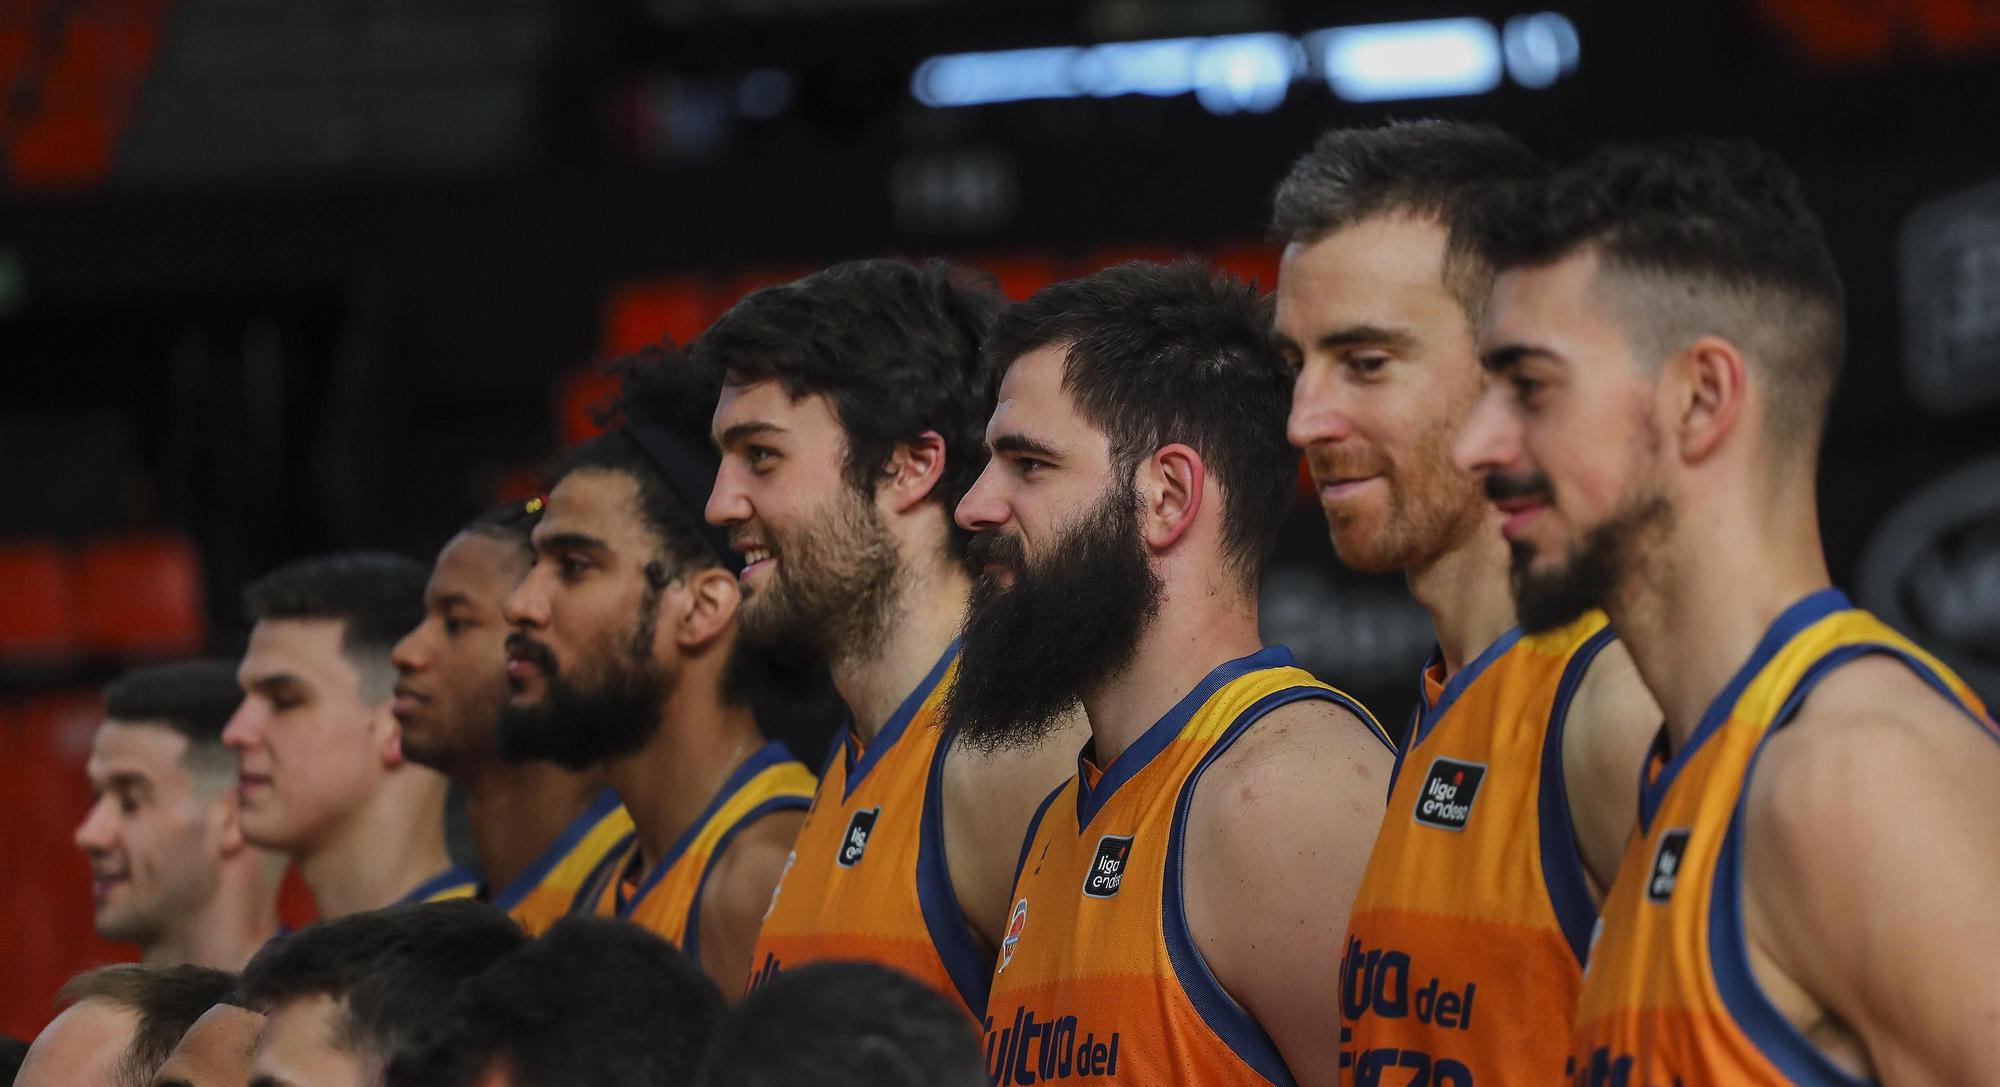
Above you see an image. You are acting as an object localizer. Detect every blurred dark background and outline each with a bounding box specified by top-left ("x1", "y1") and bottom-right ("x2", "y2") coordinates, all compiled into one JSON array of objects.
[{"x1": 3, "y1": 0, "x2": 1998, "y2": 1037}]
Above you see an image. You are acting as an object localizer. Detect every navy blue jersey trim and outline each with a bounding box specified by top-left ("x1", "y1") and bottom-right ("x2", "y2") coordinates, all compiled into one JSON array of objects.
[
  {"x1": 918, "y1": 723, "x2": 998, "y2": 1015},
  {"x1": 682, "y1": 793, "x2": 813, "y2": 964},
  {"x1": 1075, "y1": 646, "x2": 1296, "y2": 830},
  {"x1": 568, "y1": 832, "x2": 636, "y2": 918},
  {"x1": 488, "y1": 789, "x2": 624, "y2": 914},
  {"x1": 1710, "y1": 641, "x2": 1991, "y2": 1087},
  {"x1": 1538, "y1": 626, "x2": 1618, "y2": 966},
  {"x1": 1639, "y1": 589, "x2": 1849, "y2": 832},
  {"x1": 1013, "y1": 781, "x2": 1068, "y2": 890},
  {"x1": 1411, "y1": 626, "x2": 1524, "y2": 750},
  {"x1": 620, "y1": 742, "x2": 799, "y2": 916},
  {"x1": 844, "y1": 639, "x2": 960, "y2": 801},
  {"x1": 1384, "y1": 702, "x2": 1420, "y2": 803},
  {"x1": 1163, "y1": 684, "x2": 1371, "y2": 1087},
  {"x1": 398, "y1": 864, "x2": 481, "y2": 905}
]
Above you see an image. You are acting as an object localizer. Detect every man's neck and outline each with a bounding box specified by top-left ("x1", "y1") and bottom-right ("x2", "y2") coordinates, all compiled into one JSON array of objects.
[
  {"x1": 610, "y1": 686, "x2": 764, "y2": 870},
  {"x1": 1407, "y1": 519, "x2": 1519, "y2": 681},
  {"x1": 1608, "y1": 490, "x2": 1831, "y2": 750},
  {"x1": 1081, "y1": 589, "x2": 1265, "y2": 768},
  {"x1": 833, "y1": 557, "x2": 970, "y2": 744},
  {"x1": 299, "y1": 780, "x2": 453, "y2": 918},
  {"x1": 145, "y1": 854, "x2": 282, "y2": 970},
  {"x1": 463, "y1": 758, "x2": 605, "y2": 895}
]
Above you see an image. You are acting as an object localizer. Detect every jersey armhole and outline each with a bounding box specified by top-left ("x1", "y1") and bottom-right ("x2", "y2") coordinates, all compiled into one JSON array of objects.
[
  {"x1": 1539, "y1": 626, "x2": 1619, "y2": 966},
  {"x1": 918, "y1": 725, "x2": 1003, "y2": 1017},
  {"x1": 1708, "y1": 643, "x2": 1984, "y2": 1087},
  {"x1": 682, "y1": 795, "x2": 813, "y2": 967},
  {"x1": 1163, "y1": 685, "x2": 1366, "y2": 1087}
]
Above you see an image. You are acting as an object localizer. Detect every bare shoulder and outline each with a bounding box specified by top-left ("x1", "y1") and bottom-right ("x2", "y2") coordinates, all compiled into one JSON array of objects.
[
  {"x1": 1199, "y1": 694, "x2": 1393, "y2": 805},
  {"x1": 706, "y1": 808, "x2": 808, "y2": 912}
]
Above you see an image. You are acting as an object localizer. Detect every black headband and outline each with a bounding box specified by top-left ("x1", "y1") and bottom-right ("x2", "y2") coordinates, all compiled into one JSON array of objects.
[{"x1": 623, "y1": 422, "x2": 743, "y2": 575}]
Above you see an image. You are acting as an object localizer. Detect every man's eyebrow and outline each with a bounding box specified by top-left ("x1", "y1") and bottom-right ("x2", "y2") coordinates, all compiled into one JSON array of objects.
[
  {"x1": 244, "y1": 671, "x2": 304, "y2": 695},
  {"x1": 993, "y1": 433, "x2": 1060, "y2": 459},
  {"x1": 718, "y1": 421, "x2": 784, "y2": 448},
  {"x1": 1315, "y1": 324, "x2": 1418, "y2": 353},
  {"x1": 1481, "y1": 344, "x2": 1555, "y2": 373},
  {"x1": 532, "y1": 531, "x2": 609, "y2": 555},
  {"x1": 427, "y1": 590, "x2": 472, "y2": 610}
]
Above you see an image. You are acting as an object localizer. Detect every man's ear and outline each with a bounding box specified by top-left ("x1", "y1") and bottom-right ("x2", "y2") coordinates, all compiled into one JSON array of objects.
[
  {"x1": 212, "y1": 778, "x2": 247, "y2": 856},
  {"x1": 1671, "y1": 334, "x2": 1747, "y2": 464},
  {"x1": 674, "y1": 567, "x2": 744, "y2": 651},
  {"x1": 877, "y1": 430, "x2": 949, "y2": 515},
  {"x1": 1137, "y1": 443, "x2": 1205, "y2": 552}
]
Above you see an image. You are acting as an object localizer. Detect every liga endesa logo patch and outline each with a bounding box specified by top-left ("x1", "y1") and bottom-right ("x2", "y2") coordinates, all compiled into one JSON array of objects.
[
  {"x1": 836, "y1": 807, "x2": 881, "y2": 867},
  {"x1": 1082, "y1": 835, "x2": 1133, "y2": 899},
  {"x1": 1412, "y1": 757, "x2": 1486, "y2": 831}
]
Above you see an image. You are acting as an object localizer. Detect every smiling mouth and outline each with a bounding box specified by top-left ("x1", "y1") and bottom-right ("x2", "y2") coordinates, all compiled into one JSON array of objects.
[{"x1": 737, "y1": 545, "x2": 777, "y2": 579}]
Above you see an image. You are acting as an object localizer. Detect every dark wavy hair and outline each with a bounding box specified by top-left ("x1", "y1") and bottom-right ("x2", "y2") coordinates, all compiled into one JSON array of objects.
[
  {"x1": 688, "y1": 258, "x2": 1006, "y2": 558},
  {"x1": 983, "y1": 259, "x2": 1295, "y2": 589}
]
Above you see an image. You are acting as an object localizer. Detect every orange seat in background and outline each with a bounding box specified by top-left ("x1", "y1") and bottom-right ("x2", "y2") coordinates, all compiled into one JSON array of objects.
[
  {"x1": 77, "y1": 534, "x2": 205, "y2": 658},
  {"x1": 0, "y1": 542, "x2": 80, "y2": 662}
]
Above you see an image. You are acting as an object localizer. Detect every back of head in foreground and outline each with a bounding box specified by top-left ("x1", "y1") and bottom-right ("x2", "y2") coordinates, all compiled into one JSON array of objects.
[
  {"x1": 387, "y1": 917, "x2": 723, "y2": 1087},
  {"x1": 694, "y1": 962, "x2": 987, "y2": 1087},
  {"x1": 17, "y1": 963, "x2": 236, "y2": 1087},
  {"x1": 238, "y1": 900, "x2": 527, "y2": 1087}
]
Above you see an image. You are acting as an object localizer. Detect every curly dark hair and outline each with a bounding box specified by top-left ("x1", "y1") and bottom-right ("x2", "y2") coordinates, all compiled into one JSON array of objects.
[
  {"x1": 983, "y1": 259, "x2": 1295, "y2": 589},
  {"x1": 687, "y1": 258, "x2": 1006, "y2": 558},
  {"x1": 1270, "y1": 119, "x2": 1543, "y2": 326},
  {"x1": 1461, "y1": 137, "x2": 1845, "y2": 454}
]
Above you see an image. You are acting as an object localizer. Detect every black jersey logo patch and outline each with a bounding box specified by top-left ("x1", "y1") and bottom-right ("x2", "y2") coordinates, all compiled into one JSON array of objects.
[
  {"x1": 836, "y1": 807, "x2": 881, "y2": 867},
  {"x1": 1082, "y1": 835, "x2": 1134, "y2": 899},
  {"x1": 1412, "y1": 757, "x2": 1487, "y2": 831},
  {"x1": 1647, "y1": 828, "x2": 1692, "y2": 902}
]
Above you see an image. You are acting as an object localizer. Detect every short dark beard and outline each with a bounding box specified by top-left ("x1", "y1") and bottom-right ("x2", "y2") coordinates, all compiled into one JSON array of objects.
[
  {"x1": 943, "y1": 480, "x2": 1162, "y2": 752},
  {"x1": 498, "y1": 586, "x2": 667, "y2": 771},
  {"x1": 739, "y1": 485, "x2": 902, "y2": 669},
  {"x1": 1510, "y1": 488, "x2": 1674, "y2": 634}
]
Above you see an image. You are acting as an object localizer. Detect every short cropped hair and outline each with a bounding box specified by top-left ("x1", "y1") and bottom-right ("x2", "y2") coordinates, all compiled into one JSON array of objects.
[
  {"x1": 245, "y1": 552, "x2": 428, "y2": 658},
  {"x1": 102, "y1": 660, "x2": 244, "y2": 788},
  {"x1": 1462, "y1": 137, "x2": 1845, "y2": 461},
  {"x1": 460, "y1": 498, "x2": 541, "y2": 558},
  {"x1": 1270, "y1": 119, "x2": 1542, "y2": 325},
  {"x1": 238, "y1": 901, "x2": 527, "y2": 1075},
  {"x1": 385, "y1": 918, "x2": 723, "y2": 1087},
  {"x1": 694, "y1": 963, "x2": 986, "y2": 1087},
  {"x1": 983, "y1": 259, "x2": 1296, "y2": 586},
  {"x1": 55, "y1": 963, "x2": 238, "y2": 1087},
  {"x1": 688, "y1": 259, "x2": 1006, "y2": 557}
]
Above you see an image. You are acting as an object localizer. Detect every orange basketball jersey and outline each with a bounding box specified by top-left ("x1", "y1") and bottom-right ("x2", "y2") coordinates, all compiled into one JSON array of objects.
[
  {"x1": 1569, "y1": 589, "x2": 1995, "y2": 1087},
  {"x1": 487, "y1": 788, "x2": 632, "y2": 936},
  {"x1": 746, "y1": 643, "x2": 995, "y2": 1016},
  {"x1": 576, "y1": 742, "x2": 815, "y2": 957},
  {"x1": 1341, "y1": 612, "x2": 1616, "y2": 1086},
  {"x1": 985, "y1": 647, "x2": 1390, "y2": 1087}
]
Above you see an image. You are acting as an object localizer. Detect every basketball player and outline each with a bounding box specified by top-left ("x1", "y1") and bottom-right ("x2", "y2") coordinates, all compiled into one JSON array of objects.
[
  {"x1": 223, "y1": 552, "x2": 476, "y2": 915},
  {"x1": 1271, "y1": 121, "x2": 1662, "y2": 1084},
  {"x1": 954, "y1": 261, "x2": 1395, "y2": 1087},
  {"x1": 391, "y1": 501, "x2": 632, "y2": 935},
  {"x1": 699, "y1": 258, "x2": 1087, "y2": 1014},
  {"x1": 501, "y1": 346, "x2": 814, "y2": 990},
  {"x1": 77, "y1": 661, "x2": 286, "y2": 970},
  {"x1": 1456, "y1": 139, "x2": 2000, "y2": 1084}
]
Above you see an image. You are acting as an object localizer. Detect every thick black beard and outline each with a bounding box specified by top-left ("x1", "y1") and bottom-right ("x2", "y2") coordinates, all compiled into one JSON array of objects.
[
  {"x1": 943, "y1": 481, "x2": 1162, "y2": 753},
  {"x1": 739, "y1": 485, "x2": 901, "y2": 668},
  {"x1": 498, "y1": 592, "x2": 667, "y2": 772},
  {"x1": 1510, "y1": 490, "x2": 1674, "y2": 634}
]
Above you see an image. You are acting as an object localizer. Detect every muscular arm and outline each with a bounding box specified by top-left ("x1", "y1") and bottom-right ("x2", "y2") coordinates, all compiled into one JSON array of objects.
[
  {"x1": 697, "y1": 809, "x2": 807, "y2": 996},
  {"x1": 1183, "y1": 698, "x2": 1394, "y2": 1087},
  {"x1": 1745, "y1": 656, "x2": 2000, "y2": 1086},
  {"x1": 942, "y1": 710, "x2": 1092, "y2": 949},
  {"x1": 1560, "y1": 639, "x2": 1661, "y2": 895}
]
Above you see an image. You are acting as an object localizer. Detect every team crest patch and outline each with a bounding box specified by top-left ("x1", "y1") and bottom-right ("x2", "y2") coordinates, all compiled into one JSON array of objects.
[
  {"x1": 1413, "y1": 757, "x2": 1486, "y2": 831},
  {"x1": 1083, "y1": 834, "x2": 1134, "y2": 899},
  {"x1": 1647, "y1": 828, "x2": 1692, "y2": 902},
  {"x1": 999, "y1": 897, "x2": 1029, "y2": 973},
  {"x1": 836, "y1": 807, "x2": 881, "y2": 867}
]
